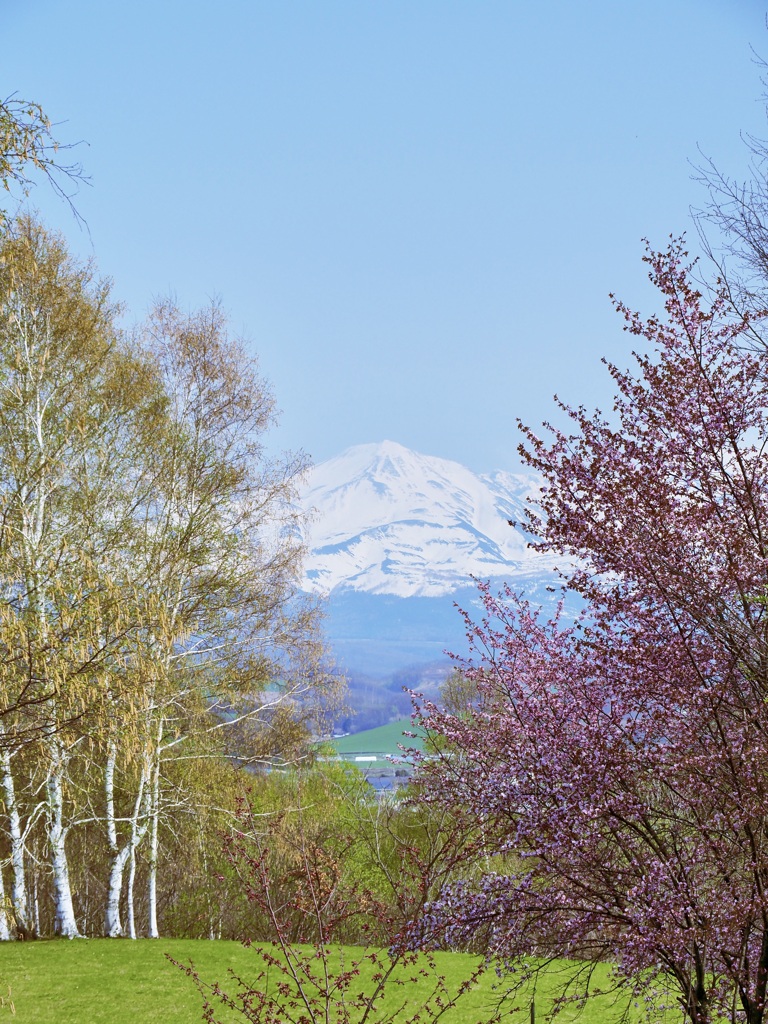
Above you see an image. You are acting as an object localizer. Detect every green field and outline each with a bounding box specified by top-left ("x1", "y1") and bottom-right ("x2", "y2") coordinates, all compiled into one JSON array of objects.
[
  {"x1": 0, "y1": 939, "x2": 678, "y2": 1023},
  {"x1": 331, "y1": 718, "x2": 425, "y2": 756}
]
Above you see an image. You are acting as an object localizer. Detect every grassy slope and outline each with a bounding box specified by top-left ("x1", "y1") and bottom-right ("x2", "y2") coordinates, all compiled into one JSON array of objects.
[
  {"x1": 331, "y1": 718, "x2": 424, "y2": 756},
  {"x1": 0, "y1": 939, "x2": 676, "y2": 1023}
]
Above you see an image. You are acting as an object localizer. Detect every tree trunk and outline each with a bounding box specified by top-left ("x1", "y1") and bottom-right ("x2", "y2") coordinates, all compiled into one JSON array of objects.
[
  {"x1": 46, "y1": 741, "x2": 80, "y2": 938},
  {"x1": 0, "y1": 745, "x2": 32, "y2": 939},
  {"x1": 0, "y1": 863, "x2": 11, "y2": 941},
  {"x1": 104, "y1": 739, "x2": 126, "y2": 937},
  {"x1": 127, "y1": 843, "x2": 137, "y2": 940},
  {"x1": 104, "y1": 743, "x2": 150, "y2": 938},
  {"x1": 147, "y1": 744, "x2": 161, "y2": 939},
  {"x1": 104, "y1": 846, "x2": 130, "y2": 938},
  {"x1": 31, "y1": 869, "x2": 39, "y2": 936}
]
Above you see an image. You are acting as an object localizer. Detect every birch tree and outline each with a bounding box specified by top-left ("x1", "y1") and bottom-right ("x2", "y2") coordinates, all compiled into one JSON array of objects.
[
  {"x1": 117, "y1": 300, "x2": 332, "y2": 938},
  {"x1": 74, "y1": 297, "x2": 332, "y2": 940},
  {"x1": 0, "y1": 220, "x2": 334, "y2": 940},
  {"x1": 0, "y1": 217, "x2": 163, "y2": 937}
]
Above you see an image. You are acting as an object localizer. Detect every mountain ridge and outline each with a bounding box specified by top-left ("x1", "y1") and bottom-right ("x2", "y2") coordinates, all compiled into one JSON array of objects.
[
  {"x1": 296, "y1": 441, "x2": 568, "y2": 727},
  {"x1": 299, "y1": 440, "x2": 561, "y2": 598}
]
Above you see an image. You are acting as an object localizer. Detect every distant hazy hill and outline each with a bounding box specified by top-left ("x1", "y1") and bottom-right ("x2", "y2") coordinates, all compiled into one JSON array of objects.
[{"x1": 298, "y1": 442, "x2": 567, "y2": 701}]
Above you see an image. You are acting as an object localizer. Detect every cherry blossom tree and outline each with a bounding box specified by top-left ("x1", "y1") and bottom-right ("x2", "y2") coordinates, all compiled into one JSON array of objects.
[{"x1": 415, "y1": 241, "x2": 768, "y2": 1024}]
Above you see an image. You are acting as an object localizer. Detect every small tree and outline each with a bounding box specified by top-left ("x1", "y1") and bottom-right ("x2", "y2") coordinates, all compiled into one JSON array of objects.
[
  {"x1": 174, "y1": 763, "x2": 506, "y2": 1024},
  {"x1": 120, "y1": 298, "x2": 336, "y2": 938},
  {"x1": 0, "y1": 216, "x2": 164, "y2": 937}
]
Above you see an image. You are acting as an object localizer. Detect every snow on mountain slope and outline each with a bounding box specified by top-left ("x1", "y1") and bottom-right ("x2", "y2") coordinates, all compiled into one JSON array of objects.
[{"x1": 299, "y1": 441, "x2": 562, "y2": 597}]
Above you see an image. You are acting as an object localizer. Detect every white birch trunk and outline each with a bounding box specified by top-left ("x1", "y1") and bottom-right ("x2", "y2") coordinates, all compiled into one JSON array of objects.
[
  {"x1": 127, "y1": 844, "x2": 137, "y2": 940},
  {"x1": 0, "y1": 862, "x2": 11, "y2": 941},
  {"x1": 104, "y1": 741, "x2": 150, "y2": 938},
  {"x1": 127, "y1": 759, "x2": 151, "y2": 940},
  {"x1": 104, "y1": 849, "x2": 130, "y2": 938},
  {"x1": 0, "y1": 744, "x2": 32, "y2": 938},
  {"x1": 32, "y1": 871, "x2": 39, "y2": 936},
  {"x1": 104, "y1": 739, "x2": 125, "y2": 938},
  {"x1": 47, "y1": 740, "x2": 80, "y2": 938},
  {"x1": 147, "y1": 744, "x2": 161, "y2": 939}
]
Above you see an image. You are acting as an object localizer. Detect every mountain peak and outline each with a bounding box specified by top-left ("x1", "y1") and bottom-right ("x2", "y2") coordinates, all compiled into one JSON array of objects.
[
  {"x1": 351, "y1": 439, "x2": 412, "y2": 459},
  {"x1": 299, "y1": 442, "x2": 558, "y2": 598}
]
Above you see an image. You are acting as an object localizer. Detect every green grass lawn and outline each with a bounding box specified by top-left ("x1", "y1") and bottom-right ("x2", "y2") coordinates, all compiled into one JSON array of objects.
[
  {"x1": 331, "y1": 718, "x2": 424, "y2": 757},
  {"x1": 0, "y1": 938, "x2": 679, "y2": 1023}
]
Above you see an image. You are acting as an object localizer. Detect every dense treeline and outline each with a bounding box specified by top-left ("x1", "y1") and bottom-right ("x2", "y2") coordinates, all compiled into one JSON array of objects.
[{"x1": 0, "y1": 216, "x2": 338, "y2": 939}]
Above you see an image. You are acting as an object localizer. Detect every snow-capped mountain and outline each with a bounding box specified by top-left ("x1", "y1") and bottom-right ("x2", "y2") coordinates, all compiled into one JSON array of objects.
[{"x1": 299, "y1": 440, "x2": 562, "y2": 598}]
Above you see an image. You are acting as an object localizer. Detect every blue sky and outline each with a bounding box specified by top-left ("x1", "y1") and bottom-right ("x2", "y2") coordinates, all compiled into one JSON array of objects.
[{"x1": 3, "y1": 1, "x2": 767, "y2": 473}]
